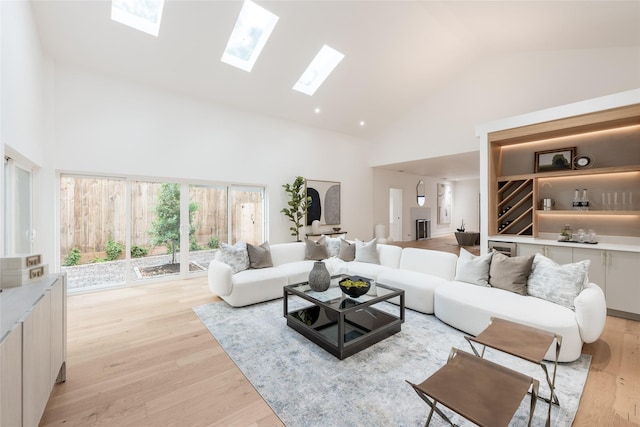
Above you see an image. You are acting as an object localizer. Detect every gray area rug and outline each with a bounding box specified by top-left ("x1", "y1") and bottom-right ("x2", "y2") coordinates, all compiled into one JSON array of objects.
[{"x1": 193, "y1": 298, "x2": 590, "y2": 427}]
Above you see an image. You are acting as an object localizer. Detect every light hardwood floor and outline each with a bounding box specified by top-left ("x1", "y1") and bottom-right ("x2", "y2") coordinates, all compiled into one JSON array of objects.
[{"x1": 41, "y1": 236, "x2": 639, "y2": 426}]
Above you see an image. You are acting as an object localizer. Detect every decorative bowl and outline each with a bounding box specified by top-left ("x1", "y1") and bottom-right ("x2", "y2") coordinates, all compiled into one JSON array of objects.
[
  {"x1": 332, "y1": 227, "x2": 342, "y2": 232},
  {"x1": 339, "y1": 276, "x2": 371, "y2": 298}
]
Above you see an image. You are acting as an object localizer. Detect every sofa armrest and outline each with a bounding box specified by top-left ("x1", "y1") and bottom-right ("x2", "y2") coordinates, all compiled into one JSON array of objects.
[
  {"x1": 574, "y1": 282, "x2": 607, "y2": 343},
  {"x1": 208, "y1": 259, "x2": 233, "y2": 297}
]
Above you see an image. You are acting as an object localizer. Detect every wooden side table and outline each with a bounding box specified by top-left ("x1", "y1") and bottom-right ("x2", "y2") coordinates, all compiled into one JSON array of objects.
[
  {"x1": 407, "y1": 348, "x2": 539, "y2": 427},
  {"x1": 465, "y1": 317, "x2": 562, "y2": 427}
]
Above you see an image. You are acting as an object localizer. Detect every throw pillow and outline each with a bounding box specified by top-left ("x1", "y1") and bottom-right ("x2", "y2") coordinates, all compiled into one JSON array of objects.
[
  {"x1": 338, "y1": 239, "x2": 355, "y2": 261},
  {"x1": 246, "y1": 241, "x2": 274, "y2": 269},
  {"x1": 305, "y1": 236, "x2": 329, "y2": 260},
  {"x1": 355, "y1": 238, "x2": 379, "y2": 264},
  {"x1": 488, "y1": 251, "x2": 534, "y2": 295},
  {"x1": 325, "y1": 236, "x2": 341, "y2": 258},
  {"x1": 218, "y1": 241, "x2": 249, "y2": 274},
  {"x1": 527, "y1": 253, "x2": 590, "y2": 310},
  {"x1": 454, "y1": 248, "x2": 493, "y2": 286}
]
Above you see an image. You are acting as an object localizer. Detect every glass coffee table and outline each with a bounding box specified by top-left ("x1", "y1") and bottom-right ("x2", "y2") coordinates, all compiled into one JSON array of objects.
[{"x1": 283, "y1": 275, "x2": 405, "y2": 360}]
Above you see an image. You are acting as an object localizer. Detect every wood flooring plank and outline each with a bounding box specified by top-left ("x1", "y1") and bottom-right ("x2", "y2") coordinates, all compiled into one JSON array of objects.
[{"x1": 40, "y1": 237, "x2": 639, "y2": 426}]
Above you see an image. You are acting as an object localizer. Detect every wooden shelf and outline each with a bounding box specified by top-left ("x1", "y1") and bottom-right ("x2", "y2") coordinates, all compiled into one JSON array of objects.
[
  {"x1": 497, "y1": 164, "x2": 640, "y2": 182},
  {"x1": 536, "y1": 210, "x2": 639, "y2": 216}
]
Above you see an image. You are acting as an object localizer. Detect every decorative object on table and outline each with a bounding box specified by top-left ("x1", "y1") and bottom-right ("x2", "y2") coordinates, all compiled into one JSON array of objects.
[
  {"x1": 573, "y1": 154, "x2": 593, "y2": 169},
  {"x1": 308, "y1": 261, "x2": 330, "y2": 292},
  {"x1": 281, "y1": 176, "x2": 311, "y2": 241},
  {"x1": 456, "y1": 219, "x2": 465, "y2": 233},
  {"x1": 534, "y1": 147, "x2": 576, "y2": 173},
  {"x1": 1, "y1": 254, "x2": 48, "y2": 288},
  {"x1": 311, "y1": 220, "x2": 321, "y2": 234},
  {"x1": 332, "y1": 227, "x2": 341, "y2": 232},
  {"x1": 558, "y1": 224, "x2": 572, "y2": 242},
  {"x1": 437, "y1": 182, "x2": 452, "y2": 224},
  {"x1": 338, "y1": 276, "x2": 371, "y2": 297},
  {"x1": 542, "y1": 198, "x2": 554, "y2": 211},
  {"x1": 306, "y1": 179, "x2": 341, "y2": 226}
]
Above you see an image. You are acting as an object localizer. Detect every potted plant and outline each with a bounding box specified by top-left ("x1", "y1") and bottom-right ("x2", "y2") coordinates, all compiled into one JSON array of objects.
[{"x1": 281, "y1": 176, "x2": 311, "y2": 241}]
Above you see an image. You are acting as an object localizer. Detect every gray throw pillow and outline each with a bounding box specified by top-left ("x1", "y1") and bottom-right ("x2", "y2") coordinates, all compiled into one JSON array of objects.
[
  {"x1": 355, "y1": 238, "x2": 379, "y2": 264},
  {"x1": 325, "y1": 236, "x2": 341, "y2": 258},
  {"x1": 454, "y1": 248, "x2": 492, "y2": 286},
  {"x1": 488, "y1": 251, "x2": 534, "y2": 295},
  {"x1": 247, "y1": 241, "x2": 274, "y2": 269},
  {"x1": 527, "y1": 253, "x2": 590, "y2": 310},
  {"x1": 338, "y1": 239, "x2": 355, "y2": 261},
  {"x1": 218, "y1": 241, "x2": 249, "y2": 274},
  {"x1": 305, "y1": 236, "x2": 329, "y2": 260}
]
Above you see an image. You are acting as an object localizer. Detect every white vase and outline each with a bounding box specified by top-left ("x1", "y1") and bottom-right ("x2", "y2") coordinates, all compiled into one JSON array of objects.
[{"x1": 311, "y1": 220, "x2": 321, "y2": 234}]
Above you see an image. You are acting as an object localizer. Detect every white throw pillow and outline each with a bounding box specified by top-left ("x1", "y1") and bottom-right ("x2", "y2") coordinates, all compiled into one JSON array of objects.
[
  {"x1": 355, "y1": 238, "x2": 379, "y2": 264},
  {"x1": 527, "y1": 253, "x2": 590, "y2": 310},
  {"x1": 325, "y1": 236, "x2": 341, "y2": 258},
  {"x1": 454, "y1": 248, "x2": 492, "y2": 286},
  {"x1": 217, "y1": 241, "x2": 249, "y2": 274}
]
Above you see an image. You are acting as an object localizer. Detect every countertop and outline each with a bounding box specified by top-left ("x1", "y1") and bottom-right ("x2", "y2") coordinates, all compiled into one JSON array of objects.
[{"x1": 488, "y1": 235, "x2": 640, "y2": 253}]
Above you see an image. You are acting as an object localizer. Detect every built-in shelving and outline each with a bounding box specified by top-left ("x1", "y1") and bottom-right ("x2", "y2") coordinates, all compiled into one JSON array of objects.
[{"x1": 536, "y1": 210, "x2": 639, "y2": 216}]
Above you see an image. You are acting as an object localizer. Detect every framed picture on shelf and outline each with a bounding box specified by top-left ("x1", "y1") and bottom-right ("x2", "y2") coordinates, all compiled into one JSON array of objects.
[{"x1": 534, "y1": 147, "x2": 576, "y2": 173}]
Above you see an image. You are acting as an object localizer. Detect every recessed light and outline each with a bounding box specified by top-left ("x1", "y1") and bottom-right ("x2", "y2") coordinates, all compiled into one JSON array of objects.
[
  {"x1": 359, "y1": 120, "x2": 366, "y2": 127},
  {"x1": 221, "y1": 0, "x2": 279, "y2": 72},
  {"x1": 314, "y1": 107, "x2": 321, "y2": 114}
]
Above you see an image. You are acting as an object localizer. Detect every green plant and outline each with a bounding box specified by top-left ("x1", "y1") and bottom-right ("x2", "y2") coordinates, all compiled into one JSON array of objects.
[
  {"x1": 281, "y1": 176, "x2": 311, "y2": 241},
  {"x1": 91, "y1": 256, "x2": 107, "y2": 263},
  {"x1": 148, "y1": 183, "x2": 198, "y2": 264},
  {"x1": 208, "y1": 236, "x2": 219, "y2": 249},
  {"x1": 190, "y1": 239, "x2": 201, "y2": 251},
  {"x1": 130, "y1": 245, "x2": 149, "y2": 258},
  {"x1": 105, "y1": 238, "x2": 124, "y2": 261},
  {"x1": 63, "y1": 247, "x2": 82, "y2": 266}
]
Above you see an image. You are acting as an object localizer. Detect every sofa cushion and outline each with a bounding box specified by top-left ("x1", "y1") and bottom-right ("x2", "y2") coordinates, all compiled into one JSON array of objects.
[
  {"x1": 377, "y1": 269, "x2": 449, "y2": 314},
  {"x1": 527, "y1": 253, "x2": 590, "y2": 310},
  {"x1": 339, "y1": 239, "x2": 355, "y2": 261},
  {"x1": 270, "y1": 242, "x2": 306, "y2": 266},
  {"x1": 278, "y1": 260, "x2": 318, "y2": 285},
  {"x1": 488, "y1": 252, "x2": 533, "y2": 295},
  {"x1": 355, "y1": 238, "x2": 379, "y2": 264},
  {"x1": 434, "y1": 281, "x2": 582, "y2": 362},
  {"x1": 224, "y1": 267, "x2": 289, "y2": 307},
  {"x1": 247, "y1": 241, "x2": 274, "y2": 269},
  {"x1": 398, "y1": 248, "x2": 457, "y2": 280},
  {"x1": 217, "y1": 241, "x2": 249, "y2": 274},
  {"x1": 305, "y1": 236, "x2": 328, "y2": 260},
  {"x1": 454, "y1": 248, "x2": 492, "y2": 286}
]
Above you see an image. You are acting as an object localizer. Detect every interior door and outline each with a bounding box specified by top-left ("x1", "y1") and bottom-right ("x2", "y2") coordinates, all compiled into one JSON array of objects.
[{"x1": 389, "y1": 188, "x2": 403, "y2": 242}]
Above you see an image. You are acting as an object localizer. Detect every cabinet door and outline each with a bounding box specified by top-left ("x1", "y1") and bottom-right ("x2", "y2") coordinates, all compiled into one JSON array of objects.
[
  {"x1": 517, "y1": 243, "x2": 572, "y2": 264},
  {"x1": 23, "y1": 292, "x2": 52, "y2": 427},
  {"x1": 50, "y1": 277, "x2": 66, "y2": 384},
  {"x1": 573, "y1": 247, "x2": 606, "y2": 293},
  {"x1": 605, "y1": 251, "x2": 640, "y2": 315},
  {"x1": 516, "y1": 243, "x2": 541, "y2": 258},
  {"x1": 1, "y1": 324, "x2": 23, "y2": 426}
]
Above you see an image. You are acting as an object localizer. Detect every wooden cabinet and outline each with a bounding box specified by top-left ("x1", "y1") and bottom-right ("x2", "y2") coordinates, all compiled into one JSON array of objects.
[
  {"x1": 1, "y1": 325, "x2": 23, "y2": 427},
  {"x1": 0, "y1": 274, "x2": 66, "y2": 427},
  {"x1": 487, "y1": 104, "x2": 640, "y2": 238},
  {"x1": 517, "y1": 243, "x2": 572, "y2": 264}
]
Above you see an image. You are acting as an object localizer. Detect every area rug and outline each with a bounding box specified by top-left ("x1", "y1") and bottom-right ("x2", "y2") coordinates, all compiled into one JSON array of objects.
[{"x1": 193, "y1": 298, "x2": 590, "y2": 427}]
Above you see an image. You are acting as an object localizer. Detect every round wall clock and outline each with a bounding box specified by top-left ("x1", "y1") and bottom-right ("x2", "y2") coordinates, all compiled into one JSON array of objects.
[{"x1": 574, "y1": 154, "x2": 593, "y2": 169}]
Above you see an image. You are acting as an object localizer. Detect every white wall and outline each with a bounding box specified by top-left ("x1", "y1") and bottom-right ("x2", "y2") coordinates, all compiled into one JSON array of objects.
[
  {"x1": 1, "y1": 1, "x2": 55, "y2": 261},
  {"x1": 53, "y1": 64, "x2": 374, "y2": 247},
  {"x1": 372, "y1": 169, "x2": 478, "y2": 240},
  {"x1": 370, "y1": 47, "x2": 640, "y2": 167}
]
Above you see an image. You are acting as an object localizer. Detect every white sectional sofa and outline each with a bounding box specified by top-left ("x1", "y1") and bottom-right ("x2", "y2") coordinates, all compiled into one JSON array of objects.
[{"x1": 207, "y1": 241, "x2": 607, "y2": 362}]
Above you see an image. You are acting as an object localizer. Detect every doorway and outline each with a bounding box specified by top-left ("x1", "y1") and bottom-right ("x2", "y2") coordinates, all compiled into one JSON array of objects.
[{"x1": 389, "y1": 188, "x2": 403, "y2": 242}]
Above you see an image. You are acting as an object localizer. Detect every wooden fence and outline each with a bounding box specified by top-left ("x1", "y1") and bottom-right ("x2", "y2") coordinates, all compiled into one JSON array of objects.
[{"x1": 60, "y1": 176, "x2": 262, "y2": 255}]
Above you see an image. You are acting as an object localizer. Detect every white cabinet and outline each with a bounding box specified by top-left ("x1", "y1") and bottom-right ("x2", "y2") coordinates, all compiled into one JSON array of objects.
[
  {"x1": 574, "y1": 248, "x2": 639, "y2": 316},
  {"x1": 517, "y1": 243, "x2": 573, "y2": 264},
  {"x1": 0, "y1": 274, "x2": 66, "y2": 427},
  {"x1": 1, "y1": 325, "x2": 23, "y2": 426}
]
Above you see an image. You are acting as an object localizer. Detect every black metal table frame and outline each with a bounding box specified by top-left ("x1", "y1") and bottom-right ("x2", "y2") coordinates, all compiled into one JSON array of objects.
[{"x1": 283, "y1": 279, "x2": 405, "y2": 360}]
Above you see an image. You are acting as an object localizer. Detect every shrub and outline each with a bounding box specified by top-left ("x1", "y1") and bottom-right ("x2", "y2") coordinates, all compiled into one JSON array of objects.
[
  {"x1": 91, "y1": 256, "x2": 107, "y2": 263},
  {"x1": 63, "y1": 248, "x2": 81, "y2": 266},
  {"x1": 106, "y1": 239, "x2": 124, "y2": 261},
  {"x1": 190, "y1": 239, "x2": 201, "y2": 251},
  {"x1": 130, "y1": 245, "x2": 149, "y2": 258},
  {"x1": 208, "y1": 237, "x2": 219, "y2": 249}
]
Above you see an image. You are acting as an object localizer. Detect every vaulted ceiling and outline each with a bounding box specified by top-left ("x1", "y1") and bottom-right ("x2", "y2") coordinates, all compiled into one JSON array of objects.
[{"x1": 30, "y1": 1, "x2": 640, "y2": 178}]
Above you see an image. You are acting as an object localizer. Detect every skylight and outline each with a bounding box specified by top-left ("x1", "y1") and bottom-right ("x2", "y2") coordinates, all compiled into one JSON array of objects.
[
  {"x1": 111, "y1": 0, "x2": 165, "y2": 37},
  {"x1": 221, "y1": 0, "x2": 279, "y2": 72},
  {"x1": 293, "y1": 45, "x2": 344, "y2": 96}
]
